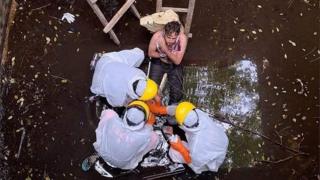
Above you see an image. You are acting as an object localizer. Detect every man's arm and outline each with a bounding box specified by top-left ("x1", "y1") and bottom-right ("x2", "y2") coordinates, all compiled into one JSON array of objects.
[
  {"x1": 160, "y1": 33, "x2": 188, "y2": 65},
  {"x1": 148, "y1": 32, "x2": 162, "y2": 58}
]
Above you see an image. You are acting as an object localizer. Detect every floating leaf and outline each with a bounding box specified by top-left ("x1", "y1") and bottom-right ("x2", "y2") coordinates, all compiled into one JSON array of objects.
[
  {"x1": 288, "y1": 40, "x2": 296, "y2": 46},
  {"x1": 45, "y1": 37, "x2": 51, "y2": 44},
  {"x1": 282, "y1": 114, "x2": 288, "y2": 119}
]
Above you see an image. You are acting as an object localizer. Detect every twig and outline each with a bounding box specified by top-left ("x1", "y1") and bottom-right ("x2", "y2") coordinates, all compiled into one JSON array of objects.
[
  {"x1": 303, "y1": 47, "x2": 316, "y2": 57},
  {"x1": 29, "y1": 3, "x2": 51, "y2": 13},
  {"x1": 278, "y1": 126, "x2": 291, "y2": 134},
  {"x1": 287, "y1": 0, "x2": 295, "y2": 9},
  {"x1": 274, "y1": 130, "x2": 283, "y2": 145},
  {"x1": 15, "y1": 127, "x2": 26, "y2": 159},
  {"x1": 297, "y1": 137, "x2": 304, "y2": 150},
  {"x1": 48, "y1": 15, "x2": 62, "y2": 21},
  {"x1": 50, "y1": 74, "x2": 72, "y2": 82},
  {"x1": 210, "y1": 112, "x2": 309, "y2": 156},
  {"x1": 309, "y1": 56, "x2": 320, "y2": 63},
  {"x1": 259, "y1": 153, "x2": 302, "y2": 164}
]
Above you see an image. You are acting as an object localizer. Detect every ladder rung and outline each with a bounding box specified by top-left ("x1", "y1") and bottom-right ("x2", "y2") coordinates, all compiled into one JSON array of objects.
[
  {"x1": 161, "y1": 7, "x2": 189, "y2": 13},
  {"x1": 103, "y1": 0, "x2": 135, "y2": 33}
]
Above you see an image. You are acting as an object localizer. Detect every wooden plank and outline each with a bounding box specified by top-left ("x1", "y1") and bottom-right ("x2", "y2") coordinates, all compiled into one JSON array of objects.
[
  {"x1": 161, "y1": 7, "x2": 188, "y2": 13},
  {"x1": 108, "y1": 29, "x2": 121, "y2": 45},
  {"x1": 86, "y1": 0, "x2": 120, "y2": 45},
  {"x1": 156, "y1": 0, "x2": 162, "y2": 12},
  {"x1": 103, "y1": 0, "x2": 135, "y2": 33},
  {"x1": 130, "y1": 4, "x2": 141, "y2": 19},
  {"x1": 184, "y1": 0, "x2": 195, "y2": 34}
]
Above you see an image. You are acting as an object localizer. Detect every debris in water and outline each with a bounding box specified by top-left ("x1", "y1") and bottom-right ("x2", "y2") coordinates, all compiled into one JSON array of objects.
[
  {"x1": 262, "y1": 58, "x2": 269, "y2": 71},
  {"x1": 15, "y1": 127, "x2": 26, "y2": 159},
  {"x1": 288, "y1": 40, "x2": 296, "y2": 46},
  {"x1": 296, "y1": 78, "x2": 304, "y2": 94},
  {"x1": 45, "y1": 37, "x2": 51, "y2": 44}
]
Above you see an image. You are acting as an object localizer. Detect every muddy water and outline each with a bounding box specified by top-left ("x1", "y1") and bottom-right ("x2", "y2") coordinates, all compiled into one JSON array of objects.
[{"x1": 1, "y1": 0, "x2": 319, "y2": 179}]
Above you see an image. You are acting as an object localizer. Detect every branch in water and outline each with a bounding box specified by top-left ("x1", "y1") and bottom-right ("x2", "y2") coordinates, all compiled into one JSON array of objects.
[
  {"x1": 259, "y1": 153, "x2": 302, "y2": 164},
  {"x1": 210, "y1": 112, "x2": 309, "y2": 156}
]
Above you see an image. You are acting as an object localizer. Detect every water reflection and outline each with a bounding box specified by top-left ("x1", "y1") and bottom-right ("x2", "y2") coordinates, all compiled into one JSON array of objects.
[{"x1": 184, "y1": 60, "x2": 263, "y2": 168}]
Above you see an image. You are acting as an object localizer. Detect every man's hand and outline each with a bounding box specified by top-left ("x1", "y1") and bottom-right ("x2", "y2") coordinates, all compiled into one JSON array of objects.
[
  {"x1": 158, "y1": 38, "x2": 169, "y2": 54},
  {"x1": 146, "y1": 96, "x2": 167, "y2": 115}
]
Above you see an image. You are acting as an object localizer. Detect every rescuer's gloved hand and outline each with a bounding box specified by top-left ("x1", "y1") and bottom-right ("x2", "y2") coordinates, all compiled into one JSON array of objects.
[
  {"x1": 146, "y1": 99, "x2": 167, "y2": 115},
  {"x1": 166, "y1": 105, "x2": 177, "y2": 116},
  {"x1": 146, "y1": 112, "x2": 156, "y2": 125},
  {"x1": 169, "y1": 135, "x2": 192, "y2": 164}
]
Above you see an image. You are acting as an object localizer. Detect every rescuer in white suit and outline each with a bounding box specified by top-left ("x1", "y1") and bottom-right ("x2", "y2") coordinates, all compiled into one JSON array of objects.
[
  {"x1": 93, "y1": 101, "x2": 159, "y2": 170},
  {"x1": 90, "y1": 48, "x2": 158, "y2": 107},
  {"x1": 147, "y1": 100, "x2": 229, "y2": 174}
]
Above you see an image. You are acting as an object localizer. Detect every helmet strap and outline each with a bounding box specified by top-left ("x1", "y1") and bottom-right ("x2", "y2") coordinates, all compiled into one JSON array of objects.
[
  {"x1": 183, "y1": 109, "x2": 199, "y2": 128},
  {"x1": 132, "y1": 80, "x2": 140, "y2": 96},
  {"x1": 125, "y1": 105, "x2": 147, "y2": 126}
]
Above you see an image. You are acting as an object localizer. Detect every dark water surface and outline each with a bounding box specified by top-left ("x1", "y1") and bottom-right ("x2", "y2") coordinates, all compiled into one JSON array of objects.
[{"x1": 1, "y1": 0, "x2": 319, "y2": 179}]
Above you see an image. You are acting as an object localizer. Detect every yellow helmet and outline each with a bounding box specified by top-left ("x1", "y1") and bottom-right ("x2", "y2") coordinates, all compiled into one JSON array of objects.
[
  {"x1": 175, "y1": 101, "x2": 196, "y2": 125},
  {"x1": 139, "y1": 79, "x2": 158, "y2": 101},
  {"x1": 128, "y1": 100, "x2": 150, "y2": 120}
]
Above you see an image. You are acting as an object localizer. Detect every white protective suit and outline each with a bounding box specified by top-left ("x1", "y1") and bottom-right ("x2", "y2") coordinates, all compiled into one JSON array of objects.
[
  {"x1": 90, "y1": 48, "x2": 146, "y2": 107},
  {"x1": 93, "y1": 109, "x2": 159, "y2": 170},
  {"x1": 169, "y1": 109, "x2": 229, "y2": 174}
]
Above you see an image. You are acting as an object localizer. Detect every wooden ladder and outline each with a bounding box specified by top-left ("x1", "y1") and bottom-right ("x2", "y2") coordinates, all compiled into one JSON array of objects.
[
  {"x1": 86, "y1": 0, "x2": 141, "y2": 45},
  {"x1": 156, "y1": 0, "x2": 196, "y2": 38}
]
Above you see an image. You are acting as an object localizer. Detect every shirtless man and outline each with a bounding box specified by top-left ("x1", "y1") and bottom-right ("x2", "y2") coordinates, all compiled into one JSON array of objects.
[{"x1": 148, "y1": 21, "x2": 188, "y2": 105}]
